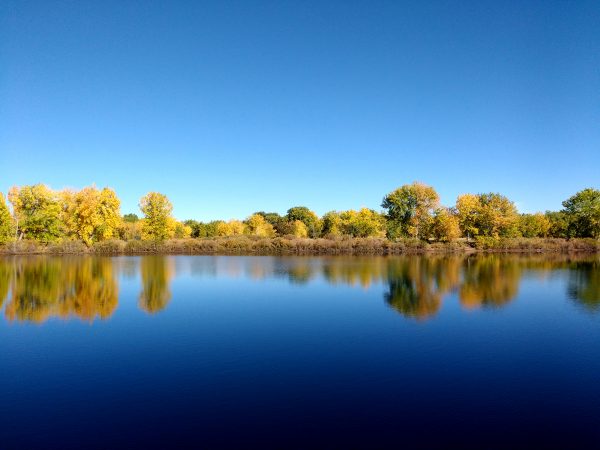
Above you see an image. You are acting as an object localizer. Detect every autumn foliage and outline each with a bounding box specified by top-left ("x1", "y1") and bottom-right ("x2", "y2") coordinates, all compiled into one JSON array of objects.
[{"x1": 0, "y1": 182, "x2": 598, "y2": 247}]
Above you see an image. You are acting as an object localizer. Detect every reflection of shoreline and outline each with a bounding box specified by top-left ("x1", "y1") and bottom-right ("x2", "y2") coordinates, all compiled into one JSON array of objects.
[
  {"x1": 2, "y1": 256, "x2": 118, "y2": 323},
  {"x1": 0, "y1": 254, "x2": 598, "y2": 323}
]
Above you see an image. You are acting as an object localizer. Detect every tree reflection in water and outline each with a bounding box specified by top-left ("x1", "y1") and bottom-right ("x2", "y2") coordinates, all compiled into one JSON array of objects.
[
  {"x1": 459, "y1": 256, "x2": 521, "y2": 310},
  {"x1": 568, "y1": 259, "x2": 600, "y2": 311},
  {"x1": 0, "y1": 254, "x2": 598, "y2": 322},
  {"x1": 384, "y1": 257, "x2": 460, "y2": 320},
  {"x1": 0, "y1": 258, "x2": 11, "y2": 310},
  {"x1": 138, "y1": 255, "x2": 174, "y2": 314},
  {"x1": 2, "y1": 256, "x2": 117, "y2": 323}
]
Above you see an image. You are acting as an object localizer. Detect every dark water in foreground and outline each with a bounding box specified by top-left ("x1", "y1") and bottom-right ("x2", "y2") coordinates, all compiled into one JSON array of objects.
[{"x1": 0, "y1": 254, "x2": 599, "y2": 449}]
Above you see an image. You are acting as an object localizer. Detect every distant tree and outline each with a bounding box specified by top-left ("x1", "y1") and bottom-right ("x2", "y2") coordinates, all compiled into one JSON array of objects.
[
  {"x1": 204, "y1": 221, "x2": 222, "y2": 238},
  {"x1": 477, "y1": 193, "x2": 519, "y2": 237},
  {"x1": 455, "y1": 192, "x2": 518, "y2": 239},
  {"x1": 321, "y1": 211, "x2": 343, "y2": 237},
  {"x1": 139, "y1": 192, "x2": 174, "y2": 241},
  {"x1": 545, "y1": 211, "x2": 569, "y2": 238},
  {"x1": 286, "y1": 206, "x2": 322, "y2": 238},
  {"x1": 289, "y1": 220, "x2": 308, "y2": 238},
  {"x1": 172, "y1": 220, "x2": 192, "y2": 238},
  {"x1": 123, "y1": 213, "x2": 139, "y2": 223},
  {"x1": 254, "y1": 211, "x2": 293, "y2": 236},
  {"x1": 382, "y1": 182, "x2": 439, "y2": 239},
  {"x1": 562, "y1": 188, "x2": 600, "y2": 239},
  {"x1": 339, "y1": 208, "x2": 386, "y2": 238},
  {"x1": 430, "y1": 208, "x2": 461, "y2": 242},
  {"x1": 245, "y1": 214, "x2": 276, "y2": 237},
  {"x1": 216, "y1": 220, "x2": 246, "y2": 236},
  {"x1": 228, "y1": 220, "x2": 246, "y2": 235},
  {"x1": 455, "y1": 194, "x2": 480, "y2": 241},
  {"x1": 119, "y1": 220, "x2": 142, "y2": 240},
  {"x1": 8, "y1": 184, "x2": 63, "y2": 243},
  {"x1": 183, "y1": 220, "x2": 206, "y2": 238},
  {"x1": 518, "y1": 213, "x2": 551, "y2": 238},
  {"x1": 61, "y1": 186, "x2": 121, "y2": 246},
  {"x1": 0, "y1": 193, "x2": 13, "y2": 244},
  {"x1": 254, "y1": 212, "x2": 282, "y2": 226}
]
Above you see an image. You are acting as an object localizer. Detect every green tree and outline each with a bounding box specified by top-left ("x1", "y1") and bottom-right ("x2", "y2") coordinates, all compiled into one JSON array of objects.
[
  {"x1": 183, "y1": 220, "x2": 208, "y2": 238},
  {"x1": 382, "y1": 182, "x2": 439, "y2": 239},
  {"x1": 0, "y1": 193, "x2": 13, "y2": 244},
  {"x1": 286, "y1": 206, "x2": 322, "y2": 238},
  {"x1": 8, "y1": 184, "x2": 63, "y2": 243},
  {"x1": 518, "y1": 213, "x2": 551, "y2": 238},
  {"x1": 123, "y1": 213, "x2": 139, "y2": 223},
  {"x1": 204, "y1": 221, "x2": 222, "y2": 238},
  {"x1": 139, "y1": 192, "x2": 174, "y2": 241},
  {"x1": 562, "y1": 188, "x2": 600, "y2": 238},
  {"x1": 545, "y1": 211, "x2": 569, "y2": 238},
  {"x1": 321, "y1": 211, "x2": 343, "y2": 237}
]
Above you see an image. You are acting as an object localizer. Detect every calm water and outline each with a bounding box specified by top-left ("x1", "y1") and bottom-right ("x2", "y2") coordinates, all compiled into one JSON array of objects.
[{"x1": 1, "y1": 254, "x2": 599, "y2": 449}]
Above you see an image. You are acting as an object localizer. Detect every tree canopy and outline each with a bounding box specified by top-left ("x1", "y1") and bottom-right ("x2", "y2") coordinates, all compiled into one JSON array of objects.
[
  {"x1": 562, "y1": 188, "x2": 600, "y2": 239},
  {"x1": 382, "y1": 182, "x2": 439, "y2": 239},
  {"x1": 139, "y1": 192, "x2": 174, "y2": 241},
  {"x1": 8, "y1": 184, "x2": 63, "y2": 243},
  {"x1": 0, "y1": 193, "x2": 13, "y2": 244}
]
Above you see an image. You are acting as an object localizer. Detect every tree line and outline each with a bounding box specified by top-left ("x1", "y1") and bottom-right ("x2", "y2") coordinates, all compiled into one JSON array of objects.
[{"x1": 0, "y1": 182, "x2": 598, "y2": 246}]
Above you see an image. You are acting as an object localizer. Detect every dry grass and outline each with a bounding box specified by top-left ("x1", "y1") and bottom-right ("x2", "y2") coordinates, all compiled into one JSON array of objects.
[{"x1": 0, "y1": 236, "x2": 598, "y2": 255}]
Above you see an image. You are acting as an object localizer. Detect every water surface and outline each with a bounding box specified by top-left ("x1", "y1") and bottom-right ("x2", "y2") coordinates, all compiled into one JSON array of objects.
[{"x1": 1, "y1": 254, "x2": 599, "y2": 448}]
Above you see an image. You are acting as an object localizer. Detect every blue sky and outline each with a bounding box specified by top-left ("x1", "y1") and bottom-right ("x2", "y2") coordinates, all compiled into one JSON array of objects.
[{"x1": 1, "y1": 0, "x2": 598, "y2": 220}]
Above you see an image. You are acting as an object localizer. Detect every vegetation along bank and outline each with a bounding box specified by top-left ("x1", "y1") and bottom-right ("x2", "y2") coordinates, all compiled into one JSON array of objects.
[{"x1": 0, "y1": 182, "x2": 598, "y2": 254}]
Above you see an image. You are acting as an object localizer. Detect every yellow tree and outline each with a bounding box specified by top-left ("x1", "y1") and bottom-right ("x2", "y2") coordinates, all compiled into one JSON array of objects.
[
  {"x1": 215, "y1": 220, "x2": 246, "y2": 237},
  {"x1": 430, "y1": 208, "x2": 461, "y2": 242},
  {"x1": 456, "y1": 193, "x2": 519, "y2": 239},
  {"x1": 290, "y1": 220, "x2": 308, "y2": 238},
  {"x1": 245, "y1": 214, "x2": 276, "y2": 237},
  {"x1": 139, "y1": 192, "x2": 175, "y2": 241},
  {"x1": 0, "y1": 193, "x2": 13, "y2": 244},
  {"x1": 61, "y1": 186, "x2": 121, "y2": 246},
  {"x1": 456, "y1": 194, "x2": 480, "y2": 241},
  {"x1": 340, "y1": 208, "x2": 386, "y2": 237},
  {"x1": 171, "y1": 219, "x2": 192, "y2": 238},
  {"x1": 477, "y1": 193, "x2": 519, "y2": 237}
]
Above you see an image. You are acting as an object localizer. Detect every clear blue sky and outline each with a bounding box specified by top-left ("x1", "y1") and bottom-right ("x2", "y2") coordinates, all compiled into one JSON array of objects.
[{"x1": 1, "y1": 0, "x2": 598, "y2": 220}]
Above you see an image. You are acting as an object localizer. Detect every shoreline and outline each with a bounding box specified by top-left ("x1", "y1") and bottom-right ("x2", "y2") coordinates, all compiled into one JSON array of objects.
[{"x1": 1, "y1": 237, "x2": 599, "y2": 256}]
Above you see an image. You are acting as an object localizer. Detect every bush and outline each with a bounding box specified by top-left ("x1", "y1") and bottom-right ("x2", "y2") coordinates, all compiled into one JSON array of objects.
[{"x1": 0, "y1": 237, "x2": 598, "y2": 255}]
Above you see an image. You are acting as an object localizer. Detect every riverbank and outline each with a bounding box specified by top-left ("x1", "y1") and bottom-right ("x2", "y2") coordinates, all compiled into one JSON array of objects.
[{"x1": 1, "y1": 236, "x2": 599, "y2": 255}]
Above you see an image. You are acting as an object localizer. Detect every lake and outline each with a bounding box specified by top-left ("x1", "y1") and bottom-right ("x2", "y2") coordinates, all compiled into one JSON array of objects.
[{"x1": 1, "y1": 254, "x2": 599, "y2": 448}]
